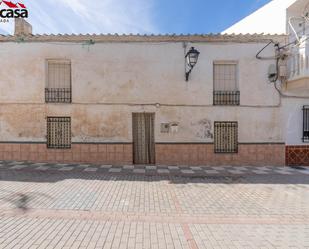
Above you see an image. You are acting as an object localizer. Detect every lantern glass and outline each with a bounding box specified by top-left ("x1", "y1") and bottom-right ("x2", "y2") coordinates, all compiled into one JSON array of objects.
[{"x1": 186, "y1": 47, "x2": 200, "y2": 68}]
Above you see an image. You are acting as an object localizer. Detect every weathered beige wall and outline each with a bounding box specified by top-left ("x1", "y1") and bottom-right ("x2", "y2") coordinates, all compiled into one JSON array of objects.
[
  {"x1": 0, "y1": 104, "x2": 282, "y2": 143},
  {"x1": 0, "y1": 41, "x2": 283, "y2": 143}
]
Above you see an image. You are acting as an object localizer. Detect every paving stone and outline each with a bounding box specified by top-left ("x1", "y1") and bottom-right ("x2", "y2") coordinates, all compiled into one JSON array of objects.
[
  {"x1": 123, "y1": 165, "x2": 134, "y2": 170},
  {"x1": 35, "y1": 166, "x2": 50, "y2": 171},
  {"x1": 234, "y1": 167, "x2": 249, "y2": 171},
  {"x1": 168, "y1": 166, "x2": 179, "y2": 170},
  {"x1": 252, "y1": 170, "x2": 268, "y2": 174},
  {"x1": 109, "y1": 168, "x2": 121, "y2": 173},
  {"x1": 8, "y1": 161, "x2": 25, "y2": 165},
  {"x1": 59, "y1": 167, "x2": 74, "y2": 171},
  {"x1": 190, "y1": 166, "x2": 202, "y2": 170},
  {"x1": 10, "y1": 165, "x2": 28, "y2": 170},
  {"x1": 84, "y1": 168, "x2": 98, "y2": 172},
  {"x1": 211, "y1": 167, "x2": 227, "y2": 171},
  {"x1": 157, "y1": 169, "x2": 170, "y2": 174},
  {"x1": 275, "y1": 170, "x2": 293, "y2": 175},
  {"x1": 204, "y1": 170, "x2": 219, "y2": 174},
  {"x1": 256, "y1": 166, "x2": 272, "y2": 171},
  {"x1": 78, "y1": 164, "x2": 91, "y2": 168},
  {"x1": 32, "y1": 163, "x2": 48, "y2": 166},
  {"x1": 133, "y1": 169, "x2": 146, "y2": 174},
  {"x1": 299, "y1": 170, "x2": 309, "y2": 175},
  {"x1": 181, "y1": 169, "x2": 194, "y2": 174},
  {"x1": 101, "y1": 165, "x2": 112, "y2": 169},
  {"x1": 228, "y1": 170, "x2": 245, "y2": 174},
  {"x1": 145, "y1": 166, "x2": 156, "y2": 170}
]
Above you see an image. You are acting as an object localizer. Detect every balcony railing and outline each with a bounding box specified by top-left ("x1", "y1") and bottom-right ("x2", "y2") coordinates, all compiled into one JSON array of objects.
[
  {"x1": 213, "y1": 91, "x2": 240, "y2": 106},
  {"x1": 45, "y1": 88, "x2": 72, "y2": 103}
]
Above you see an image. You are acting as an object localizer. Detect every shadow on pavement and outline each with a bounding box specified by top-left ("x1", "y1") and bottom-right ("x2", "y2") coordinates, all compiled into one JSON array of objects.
[{"x1": 0, "y1": 189, "x2": 53, "y2": 212}]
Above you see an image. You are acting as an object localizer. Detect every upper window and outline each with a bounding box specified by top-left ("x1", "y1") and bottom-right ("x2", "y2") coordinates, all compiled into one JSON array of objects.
[
  {"x1": 45, "y1": 59, "x2": 72, "y2": 103},
  {"x1": 213, "y1": 62, "x2": 239, "y2": 106},
  {"x1": 303, "y1": 106, "x2": 309, "y2": 142}
]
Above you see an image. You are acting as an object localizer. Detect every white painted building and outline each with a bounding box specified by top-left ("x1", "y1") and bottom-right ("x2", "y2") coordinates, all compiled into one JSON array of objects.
[{"x1": 0, "y1": 0, "x2": 308, "y2": 166}]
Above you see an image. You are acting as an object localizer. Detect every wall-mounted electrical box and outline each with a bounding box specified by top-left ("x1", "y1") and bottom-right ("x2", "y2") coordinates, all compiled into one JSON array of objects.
[
  {"x1": 160, "y1": 123, "x2": 170, "y2": 133},
  {"x1": 160, "y1": 122, "x2": 179, "y2": 133},
  {"x1": 170, "y1": 123, "x2": 179, "y2": 133}
]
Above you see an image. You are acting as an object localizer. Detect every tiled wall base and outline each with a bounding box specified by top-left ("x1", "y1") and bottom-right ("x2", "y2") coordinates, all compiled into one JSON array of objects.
[
  {"x1": 286, "y1": 146, "x2": 309, "y2": 166},
  {"x1": 0, "y1": 143, "x2": 286, "y2": 166},
  {"x1": 156, "y1": 144, "x2": 285, "y2": 166},
  {"x1": 0, "y1": 143, "x2": 133, "y2": 165}
]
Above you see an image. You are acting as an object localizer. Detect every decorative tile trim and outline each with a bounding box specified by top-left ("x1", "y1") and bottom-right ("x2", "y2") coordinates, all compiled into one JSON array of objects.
[
  {"x1": 156, "y1": 143, "x2": 285, "y2": 166},
  {"x1": 0, "y1": 143, "x2": 133, "y2": 165},
  {"x1": 0, "y1": 142, "x2": 286, "y2": 166}
]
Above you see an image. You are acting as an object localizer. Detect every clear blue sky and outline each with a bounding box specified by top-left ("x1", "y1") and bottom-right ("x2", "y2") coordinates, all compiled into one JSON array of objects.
[
  {"x1": 0, "y1": 0, "x2": 271, "y2": 35},
  {"x1": 152, "y1": 0, "x2": 271, "y2": 34}
]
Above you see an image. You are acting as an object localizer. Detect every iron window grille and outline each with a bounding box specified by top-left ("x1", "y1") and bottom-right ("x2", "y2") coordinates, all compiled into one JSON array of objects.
[
  {"x1": 45, "y1": 88, "x2": 72, "y2": 103},
  {"x1": 303, "y1": 106, "x2": 309, "y2": 142},
  {"x1": 213, "y1": 91, "x2": 240, "y2": 105},
  {"x1": 47, "y1": 117, "x2": 71, "y2": 149},
  {"x1": 45, "y1": 60, "x2": 72, "y2": 103},
  {"x1": 214, "y1": 121, "x2": 238, "y2": 153}
]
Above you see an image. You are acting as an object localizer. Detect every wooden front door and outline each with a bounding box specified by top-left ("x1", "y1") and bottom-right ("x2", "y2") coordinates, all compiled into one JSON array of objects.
[{"x1": 132, "y1": 113, "x2": 155, "y2": 164}]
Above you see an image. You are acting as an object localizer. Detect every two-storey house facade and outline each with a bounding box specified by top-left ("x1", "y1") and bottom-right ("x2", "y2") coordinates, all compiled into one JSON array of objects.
[{"x1": 0, "y1": 18, "x2": 287, "y2": 166}]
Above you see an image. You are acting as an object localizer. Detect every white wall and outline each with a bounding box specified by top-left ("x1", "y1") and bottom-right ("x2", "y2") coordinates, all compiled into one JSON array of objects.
[
  {"x1": 0, "y1": 41, "x2": 283, "y2": 143},
  {"x1": 282, "y1": 98, "x2": 309, "y2": 145}
]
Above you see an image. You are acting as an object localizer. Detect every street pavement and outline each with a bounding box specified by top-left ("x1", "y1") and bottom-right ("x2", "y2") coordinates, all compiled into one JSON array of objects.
[{"x1": 0, "y1": 161, "x2": 308, "y2": 248}]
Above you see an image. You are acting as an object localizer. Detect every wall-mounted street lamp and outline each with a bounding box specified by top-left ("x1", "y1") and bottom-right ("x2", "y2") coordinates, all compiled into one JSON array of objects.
[{"x1": 185, "y1": 47, "x2": 200, "y2": 81}]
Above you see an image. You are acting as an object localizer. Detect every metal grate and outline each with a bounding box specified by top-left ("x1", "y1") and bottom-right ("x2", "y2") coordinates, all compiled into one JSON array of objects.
[
  {"x1": 45, "y1": 88, "x2": 72, "y2": 103},
  {"x1": 213, "y1": 91, "x2": 240, "y2": 105},
  {"x1": 214, "y1": 121, "x2": 238, "y2": 153},
  {"x1": 46, "y1": 60, "x2": 71, "y2": 103},
  {"x1": 47, "y1": 117, "x2": 71, "y2": 149},
  {"x1": 303, "y1": 106, "x2": 309, "y2": 142}
]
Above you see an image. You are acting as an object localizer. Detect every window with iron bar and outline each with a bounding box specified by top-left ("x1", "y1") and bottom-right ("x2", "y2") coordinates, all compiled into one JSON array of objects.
[
  {"x1": 45, "y1": 60, "x2": 72, "y2": 103},
  {"x1": 303, "y1": 106, "x2": 309, "y2": 142},
  {"x1": 47, "y1": 117, "x2": 71, "y2": 149},
  {"x1": 213, "y1": 62, "x2": 240, "y2": 105},
  {"x1": 214, "y1": 121, "x2": 238, "y2": 153}
]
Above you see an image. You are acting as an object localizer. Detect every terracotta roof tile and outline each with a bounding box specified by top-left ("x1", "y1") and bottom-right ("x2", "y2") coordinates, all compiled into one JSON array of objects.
[{"x1": 0, "y1": 33, "x2": 287, "y2": 43}]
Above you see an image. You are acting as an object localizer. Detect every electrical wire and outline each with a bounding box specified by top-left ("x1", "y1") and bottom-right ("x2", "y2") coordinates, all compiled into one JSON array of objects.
[
  {"x1": 255, "y1": 35, "x2": 309, "y2": 99},
  {"x1": 255, "y1": 40, "x2": 280, "y2": 60}
]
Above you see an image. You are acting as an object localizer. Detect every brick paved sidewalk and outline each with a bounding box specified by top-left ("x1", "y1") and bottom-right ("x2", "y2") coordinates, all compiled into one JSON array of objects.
[{"x1": 0, "y1": 162, "x2": 308, "y2": 248}]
